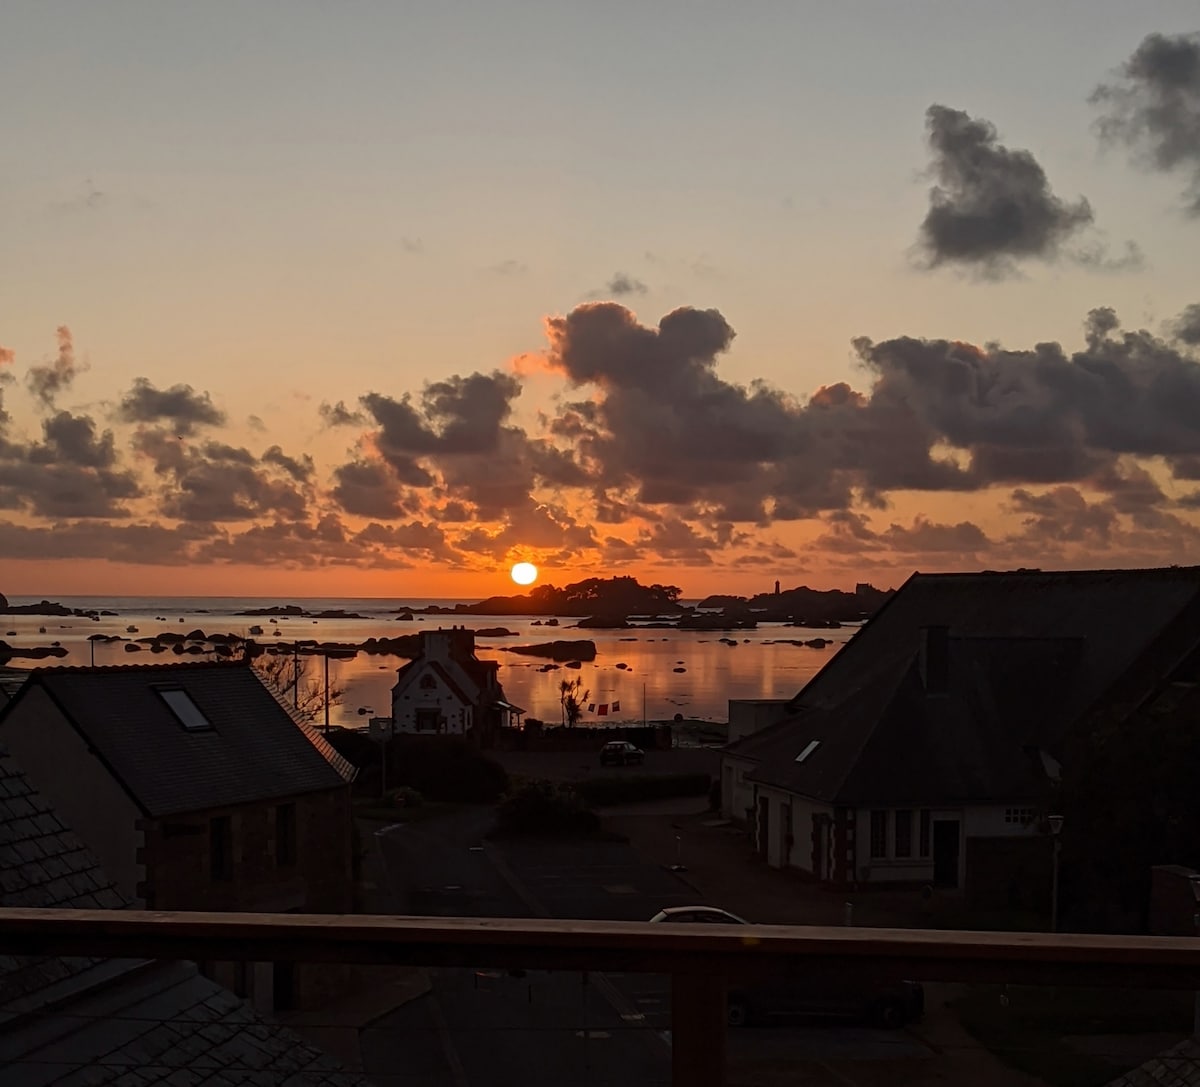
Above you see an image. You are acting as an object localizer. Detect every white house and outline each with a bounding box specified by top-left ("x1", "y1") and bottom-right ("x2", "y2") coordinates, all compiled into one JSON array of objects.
[
  {"x1": 381, "y1": 627, "x2": 523, "y2": 743},
  {"x1": 722, "y1": 566, "x2": 1200, "y2": 909}
]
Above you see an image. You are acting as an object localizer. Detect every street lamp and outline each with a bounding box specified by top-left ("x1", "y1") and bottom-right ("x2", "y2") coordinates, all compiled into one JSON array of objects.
[
  {"x1": 1048, "y1": 815, "x2": 1064, "y2": 933},
  {"x1": 1190, "y1": 876, "x2": 1200, "y2": 1040}
]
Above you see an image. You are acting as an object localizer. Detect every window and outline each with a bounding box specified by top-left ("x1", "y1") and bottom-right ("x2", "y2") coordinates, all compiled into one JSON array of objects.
[
  {"x1": 894, "y1": 810, "x2": 913, "y2": 858},
  {"x1": 794, "y1": 740, "x2": 820, "y2": 763},
  {"x1": 869, "y1": 810, "x2": 888, "y2": 859},
  {"x1": 919, "y1": 809, "x2": 931, "y2": 857},
  {"x1": 1004, "y1": 807, "x2": 1035, "y2": 826},
  {"x1": 210, "y1": 816, "x2": 233, "y2": 881},
  {"x1": 419, "y1": 674, "x2": 437, "y2": 689},
  {"x1": 415, "y1": 708, "x2": 440, "y2": 732},
  {"x1": 275, "y1": 803, "x2": 296, "y2": 867},
  {"x1": 156, "y1": 687, "x2": 212, "y2": 731}
]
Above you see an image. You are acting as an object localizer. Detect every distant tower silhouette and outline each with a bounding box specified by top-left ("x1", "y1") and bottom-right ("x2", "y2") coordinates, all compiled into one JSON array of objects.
[{"x1": 774, "y1": 580, "x2": 780, "y2": 596}]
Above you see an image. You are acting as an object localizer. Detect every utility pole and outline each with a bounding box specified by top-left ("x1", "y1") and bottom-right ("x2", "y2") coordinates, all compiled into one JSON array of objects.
[{"x1": 324, "y1": 653, "x2": 330, "y2": 735}]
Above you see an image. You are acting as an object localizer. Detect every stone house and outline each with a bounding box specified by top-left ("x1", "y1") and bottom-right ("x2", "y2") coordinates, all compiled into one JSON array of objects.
[{"x1": 0, "y1": 661, "x2": 358, "y2": 1008}]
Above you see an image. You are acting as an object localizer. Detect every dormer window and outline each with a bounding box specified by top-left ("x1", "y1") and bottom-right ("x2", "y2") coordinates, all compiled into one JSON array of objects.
[
  {"x1": 794, "y1": 740, "x2": 820, "y2": 763},
  {"x1": 155, "y1": 687, "x2": 212, "y2": 732}
]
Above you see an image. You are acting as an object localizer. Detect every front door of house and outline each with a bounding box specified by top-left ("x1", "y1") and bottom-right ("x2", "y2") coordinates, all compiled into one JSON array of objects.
[{"x1": 933, "y1": 819, "x2": 960, "y2": 887}]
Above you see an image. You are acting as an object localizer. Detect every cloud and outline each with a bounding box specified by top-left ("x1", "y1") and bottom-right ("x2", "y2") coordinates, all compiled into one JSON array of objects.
[
  {"x1": 319, "y1": 400, "x2": 367, "y2": 427},
  {"x1": 1173, "y1": 303, "x2": 1200, "y2": 345},
  {"x1": 1092, "y1": 32, "x2": 1200, "y2": 214},
  {"x1": 132, "y1": 430, "x2": 312, "y2": 523},
  {"x1": 604, "y1": 273, "x2": 648, "y2": 297},
  {"x1": 118, "y1": 378, "x2": 226, "y2": 435},
  {"x1": 26, "y1": 326, "x2": 83, "y2": 406},
  {"x1": 916, "y1": 105, "x2": 1095, "y2": 275},
  {"x1": 35, "y1": 411, "x2": 118, "y2": 468},
  {"x1": 331, "y1": 459, "x2": 411, "y2": 519}
]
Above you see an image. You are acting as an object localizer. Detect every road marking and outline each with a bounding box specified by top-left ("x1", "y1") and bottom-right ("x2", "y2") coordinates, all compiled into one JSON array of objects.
[{"x1": 428, "y1": 996, "x2": 470, "y2": 1087}]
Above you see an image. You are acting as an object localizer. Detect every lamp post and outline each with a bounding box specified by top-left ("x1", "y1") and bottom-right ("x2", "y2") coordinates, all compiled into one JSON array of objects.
[
  {"x1": 1048, "y1": 814, "x2": 1064, "y2": 933},
  {"x1": 1190, "y1": 875, "x2": 1200, "y2": 1039}
]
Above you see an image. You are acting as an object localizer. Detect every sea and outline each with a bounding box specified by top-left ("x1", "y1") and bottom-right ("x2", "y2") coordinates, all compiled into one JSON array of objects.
[{"x1": 1, "y1": 595, "x2": 854, "y2": 729}]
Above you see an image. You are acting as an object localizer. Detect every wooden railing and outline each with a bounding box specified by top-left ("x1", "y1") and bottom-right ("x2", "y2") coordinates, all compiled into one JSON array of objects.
[{"x1": 2, "y1": 909, "x2": 1198, "y2": 1086}]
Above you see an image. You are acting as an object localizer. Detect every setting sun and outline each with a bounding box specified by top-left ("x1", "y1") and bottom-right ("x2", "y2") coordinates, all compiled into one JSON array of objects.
[{"x1": 511, "y1": 562, "x2": 538, "y2": 586}]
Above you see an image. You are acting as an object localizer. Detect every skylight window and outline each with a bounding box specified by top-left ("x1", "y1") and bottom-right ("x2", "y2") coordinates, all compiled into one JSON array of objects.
[
  {"x1": 795, "y1": 739, "x2": 820, "y2": 763},
  {"x1": 156, "y1": 688, "x2": 213, "y2": 732}
]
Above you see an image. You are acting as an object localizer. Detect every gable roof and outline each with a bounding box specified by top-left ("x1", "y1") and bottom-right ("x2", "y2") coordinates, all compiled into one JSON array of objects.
[
  {"x1": 0, "y1": 744, "x2": 129, "y2": 1020},
  {"x1": 729, "y1": 566, "x2": 1200, "y2": 806},
  {"x1": 0, "y1": 744, "x2": 371, "y2": 1086},
  {"x1": 0, "y1": 662, "x2": 356, "y2": 818}
]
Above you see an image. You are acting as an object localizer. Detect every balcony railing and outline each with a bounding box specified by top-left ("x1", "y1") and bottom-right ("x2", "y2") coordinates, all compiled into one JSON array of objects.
[{"x1": 2, "y1": 908, "x2": 1199, "y2": 1086}]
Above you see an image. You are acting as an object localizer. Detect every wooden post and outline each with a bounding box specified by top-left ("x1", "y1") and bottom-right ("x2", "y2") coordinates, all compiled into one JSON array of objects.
[
  {"x1": 324, "y1": 653, "x2": 330, "y2": 735},
  {"x1": 671, "y1": 972, "x2": 726, "y2": 1087}
]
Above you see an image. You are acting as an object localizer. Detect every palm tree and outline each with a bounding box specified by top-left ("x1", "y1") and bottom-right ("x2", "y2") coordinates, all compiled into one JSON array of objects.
[{"x1": 559, "y1": 677, "x2": 589, "y2": 728}]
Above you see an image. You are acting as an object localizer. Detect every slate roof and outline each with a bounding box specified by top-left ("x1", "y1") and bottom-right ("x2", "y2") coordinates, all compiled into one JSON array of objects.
[
  {"x1": 1106, "y1": 1038, "x2": 1200, "y2": 1086},
  {"x1": 0, "y1": 744, "x2": 129, "y2": 1021},
  {"x1": 0, "y1": 744, "x2": 372, "y2": 1086},
  {"x1": 3, "y1": 960, "x2": 371, "y2": 1087},
  {"x1": 0, "y1": 663, "x2": 356, "y2": 818},
  {"x1": 728, "y1": 566, "x2": 1200, "y2": 806}
]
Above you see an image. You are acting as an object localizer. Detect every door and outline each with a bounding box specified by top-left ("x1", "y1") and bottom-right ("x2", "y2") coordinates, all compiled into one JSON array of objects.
[
  {"x1": 815, "y1": 818, "x2": 832, "y2": 881},
  {"x1": 779, "y1": 802, "x2": 792, "y2": 867},
  {"x1": 756, "y1": 796, "x2": 769, "y2": 857},
  {"x1": 933, "y1": 820, "x2": 960, "y2": 887}
]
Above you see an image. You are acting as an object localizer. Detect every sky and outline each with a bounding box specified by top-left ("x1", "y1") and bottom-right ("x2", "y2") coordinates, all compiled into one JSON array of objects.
[{"x1": 2, "y1": 2, "x2": 1200, "y2": 599}]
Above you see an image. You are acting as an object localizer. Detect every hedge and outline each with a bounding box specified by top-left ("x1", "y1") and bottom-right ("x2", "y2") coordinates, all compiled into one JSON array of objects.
[{"x1": 574, "y1": 772, "x2": 712, "y2": 808}]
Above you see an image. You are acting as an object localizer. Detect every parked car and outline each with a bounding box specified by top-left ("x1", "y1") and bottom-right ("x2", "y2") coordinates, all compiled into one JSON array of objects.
[
  {"x1": 648, "y1": 905, "x2": 924, "y2": 1028},
  {"x1": 599, "y1": 740, "x2": 645, "y2": 766}
]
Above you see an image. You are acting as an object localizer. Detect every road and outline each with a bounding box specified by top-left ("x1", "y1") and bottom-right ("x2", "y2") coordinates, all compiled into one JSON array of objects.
[{"x1": 362, "y1": 808, "x2": 932, "y2": 1087}]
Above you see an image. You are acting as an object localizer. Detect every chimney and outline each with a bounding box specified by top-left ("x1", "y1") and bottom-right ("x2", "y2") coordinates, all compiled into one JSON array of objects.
[{"x1": 920, "y1": 625, "x2": 950, "y2": 695}]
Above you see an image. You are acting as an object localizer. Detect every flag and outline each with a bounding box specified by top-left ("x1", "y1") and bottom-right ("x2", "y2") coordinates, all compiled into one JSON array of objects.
[
  {"x1": 612, "y1": 700, "x2": 620, "y2": 712},
  {"x1": 598, "y1": 704, "x2": 609, "y2": 716},
  {"x1": 587, "y1": 703, "x2": 595, "y2": 713}
]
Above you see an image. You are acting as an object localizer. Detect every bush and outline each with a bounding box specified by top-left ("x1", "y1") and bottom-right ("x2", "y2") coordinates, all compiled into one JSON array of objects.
[
  {"x1": 389, "y1": 786, "x2": 423, "y2": 809},
  {"x1": 494, "y1": 779, "x2": 601, "y2": 838},
  {"x1": 385, "y1": 736, "x2": 509, "y2": 803},
  {"x1": 574, "y1": 772, "x2": 712, "y2": 809}
]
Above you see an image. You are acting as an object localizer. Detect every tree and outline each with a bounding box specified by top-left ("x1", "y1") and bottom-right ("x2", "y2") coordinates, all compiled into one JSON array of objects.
[
  {"x1": 559, "y1": 677, "x2": 589, "y2": 728},
  {"x1": 252, "y1": 647, "x2": 346, "y2": 724}
]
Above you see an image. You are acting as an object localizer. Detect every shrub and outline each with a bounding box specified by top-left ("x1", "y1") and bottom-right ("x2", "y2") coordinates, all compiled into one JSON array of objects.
[
  {"x1": 494, "y1": 779, "x2": 600, "y2": 838},
  {"x1": 385, "y1": 736, "x2": 508, "y2": 803},
  {"x1": 574, "y1": 772, "x2": 712, "y2": 809}
]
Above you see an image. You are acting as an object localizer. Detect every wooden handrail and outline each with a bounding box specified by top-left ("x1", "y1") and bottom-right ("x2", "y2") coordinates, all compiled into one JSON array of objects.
[{"x1": 0, "y1": 908, "x2": 1197, "y2": 988}]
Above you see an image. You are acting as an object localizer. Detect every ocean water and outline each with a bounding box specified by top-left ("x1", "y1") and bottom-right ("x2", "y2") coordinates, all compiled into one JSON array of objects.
[{"x1": 2, "y1": 595, "x2": 853, "y2": 727}]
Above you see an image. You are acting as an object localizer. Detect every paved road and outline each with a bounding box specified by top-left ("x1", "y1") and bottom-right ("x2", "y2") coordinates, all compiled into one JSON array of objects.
[{"x1": 362, "y1": 809, "x2": 671, "y2": 1087}]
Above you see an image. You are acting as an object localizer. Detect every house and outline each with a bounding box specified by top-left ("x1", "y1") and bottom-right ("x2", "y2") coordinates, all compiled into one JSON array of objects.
[
  {"x1": 0, "y1": 742, "x2": 371, "y2": 1085},
  {"x1": 727, "y1": 698, "x2": 792, "y2": 743},
  {"x1": 381, "y1": 627, "x2": 523, "y2": 744},
  {"x1": 0, "y1": 661, "x2": 358, "y2": 1006},
  {"x1": 722, "y1": 566, "x2": 1200, "y2": 905}
]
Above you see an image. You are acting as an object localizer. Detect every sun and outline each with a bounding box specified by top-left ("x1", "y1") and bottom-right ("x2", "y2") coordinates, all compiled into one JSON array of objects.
[{"x1": 511, "y1": 561, "x2": 538, "y2": 586}]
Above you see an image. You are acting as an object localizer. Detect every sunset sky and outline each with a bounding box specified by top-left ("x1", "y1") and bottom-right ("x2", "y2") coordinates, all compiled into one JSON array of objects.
[{"x1": 3, "y1": 3, "x2": 1200, "y2": 599}]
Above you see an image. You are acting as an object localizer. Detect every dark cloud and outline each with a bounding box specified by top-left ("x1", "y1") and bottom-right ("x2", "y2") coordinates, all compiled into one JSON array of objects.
[
  {"x1": 118, "y1": 378, "x2": 226, "y2": 435},
  {"x1": 1092, "y1": 33, "x2": 1200, "y2": 214},
  {"x1": 318, "y1": 400, "x2": 366, "y2": 427},
  {"x1": 262, "y1": 445, "x2": 314, "y2": 481},
  {"x1": 0, "y1": 520, "x2": 195, "y2": 564},
  {"x1": 854, "y1": 308, "x2": 1200, "y2": 486},
  {"x1": 544, "y1": 303, "x2": 964, "y2": 522},
  {"x1": 917, "y1": 105, "x2": 1094, "y2": 274},
  {"x1": 35, "y1": 411, "x2": 118, "y2": 468},
  {"x1": 605, "y1": 273, "x2": 648, "y2": 297},
  {"x1": 26, "y1": 326, "x2": 83, "y2": 406},
  {"x1": 1173, "y1": 303, "x2": 1200, "y2": 345},
  {"x1": 133, "y1": 432, "x2": 311, "y2": 524},
  {"x1": 331, "y1": 459, "x2": 411, "y2": 520}
]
